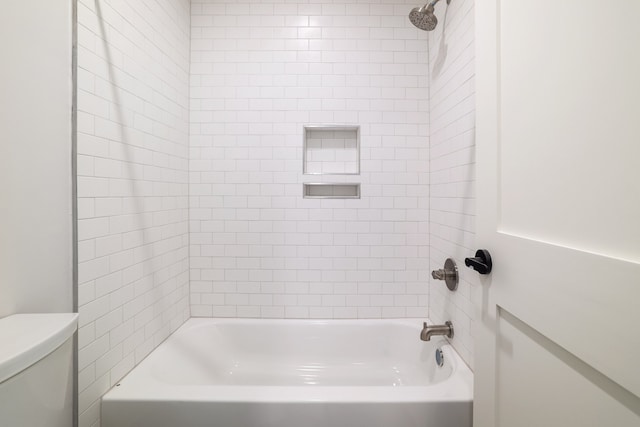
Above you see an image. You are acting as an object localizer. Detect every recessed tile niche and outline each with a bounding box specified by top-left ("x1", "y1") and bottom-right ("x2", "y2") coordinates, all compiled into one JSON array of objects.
[
  {"x1": 303, "y1": 125, "x2": 360, "y2": 175},
  {"x1": 303, "y1": 183, "x2": 361, "y2": 199}
]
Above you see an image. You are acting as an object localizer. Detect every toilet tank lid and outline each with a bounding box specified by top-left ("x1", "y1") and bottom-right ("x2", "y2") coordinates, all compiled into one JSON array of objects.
[{"x1": 0, "y1": 313, "x2": 78, "y2": 384}]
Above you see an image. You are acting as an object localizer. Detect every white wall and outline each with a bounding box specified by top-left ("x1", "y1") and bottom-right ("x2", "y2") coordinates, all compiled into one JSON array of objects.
[
  {"x1": 76, "y1": 0, "x2": 191, "y2": 425},
  {"x1": 190, "y1": 0, "x2": 430, "y2": 319},
  {"x1": 0, "y1": 2, "x2": 73, "y2": 317},
  {"x1": 427, "y1": 0, "x2": 476, "y2": 368}
]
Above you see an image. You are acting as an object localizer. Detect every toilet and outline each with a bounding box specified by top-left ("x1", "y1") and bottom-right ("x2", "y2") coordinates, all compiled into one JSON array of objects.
[{"x1": 0, "y1": 313, "x2": 78, "y2": 427}]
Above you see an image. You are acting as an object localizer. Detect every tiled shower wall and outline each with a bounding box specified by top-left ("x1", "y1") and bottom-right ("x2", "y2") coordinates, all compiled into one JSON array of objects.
[
  {"x1": 427, "y1": 0, "x2": 476, "y2": 368},
  {"x1": 76, "y1": 0, "x2": 191, "y2": 425},
  {"x1": 190, "y1": 0, "x2": 430, "y2": 318}
]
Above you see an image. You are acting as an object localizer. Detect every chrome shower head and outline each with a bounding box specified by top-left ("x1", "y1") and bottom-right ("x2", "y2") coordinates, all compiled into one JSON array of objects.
[
  {"x1": 409, "y1": 3, "x2": 437, "y2": 31},
  {"x1": 409, "y1": 0, "x2": 449, "y2": 31}
]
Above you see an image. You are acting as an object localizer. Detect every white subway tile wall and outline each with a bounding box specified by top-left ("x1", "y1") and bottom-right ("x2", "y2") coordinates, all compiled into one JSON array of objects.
[
  {"x1": 427, "y1": 0, "x2": 476, "y2": 368},
  {"x1": 190, "y1": 0, "x2": 430, "y2": 319},
  {"x1": 76, "y1": 0, "x2": 191, "y2": 426}
]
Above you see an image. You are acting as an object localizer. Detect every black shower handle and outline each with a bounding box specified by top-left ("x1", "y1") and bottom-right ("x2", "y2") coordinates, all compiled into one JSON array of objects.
[{"x1": 465, "y1": 249, "x2": 492, "y2": 275}]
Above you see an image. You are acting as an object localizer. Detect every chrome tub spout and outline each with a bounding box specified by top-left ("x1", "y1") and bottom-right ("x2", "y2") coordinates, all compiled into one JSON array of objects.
[{"x1": 420, "y1": 321, "x2": 454, "y2": 341}]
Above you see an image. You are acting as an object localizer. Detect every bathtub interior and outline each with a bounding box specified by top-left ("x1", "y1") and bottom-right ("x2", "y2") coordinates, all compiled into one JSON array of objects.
[{"x1": 139, "y1": 319, "x2": 456, "y2": 387}]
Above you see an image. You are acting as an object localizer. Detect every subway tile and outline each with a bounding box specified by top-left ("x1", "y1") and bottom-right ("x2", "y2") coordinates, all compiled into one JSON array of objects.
[
  {"x1": 428, "y1": 0, "x2": 476, "y2": 370},
  {"x1": 77, "y1": 0, "x2": 191, "y2": 424}
]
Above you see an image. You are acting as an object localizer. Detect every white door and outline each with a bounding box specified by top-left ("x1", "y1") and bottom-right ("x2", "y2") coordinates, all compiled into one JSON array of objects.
[{"x1": 475, "y1": 1, "x2": 640, "y2": 426}]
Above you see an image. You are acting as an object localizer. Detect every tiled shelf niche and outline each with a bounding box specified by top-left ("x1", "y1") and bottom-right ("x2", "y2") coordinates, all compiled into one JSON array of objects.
[
  {"x1": 303, "y1": 125, "x2": 360, "y2": 175},
  {"x1": 303, "y1": 183, "x2": 361, "y2": 199}
]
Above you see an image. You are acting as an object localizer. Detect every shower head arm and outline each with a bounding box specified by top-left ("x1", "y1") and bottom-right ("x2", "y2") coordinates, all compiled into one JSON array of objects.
[{"x1": 421, "y1": 0, "x2": 450, "y2": 10}]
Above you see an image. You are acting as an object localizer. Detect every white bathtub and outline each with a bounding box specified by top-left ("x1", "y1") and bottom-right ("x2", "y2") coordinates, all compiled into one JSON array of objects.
[{"x1": 102, "y1": 318, "x2": 473, "y2": 427}]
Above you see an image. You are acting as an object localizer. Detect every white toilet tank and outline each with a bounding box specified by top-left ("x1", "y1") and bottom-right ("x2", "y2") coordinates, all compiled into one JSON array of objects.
[{"x1": 0, "y1": 313, "x2": 78, "y2": 427}]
